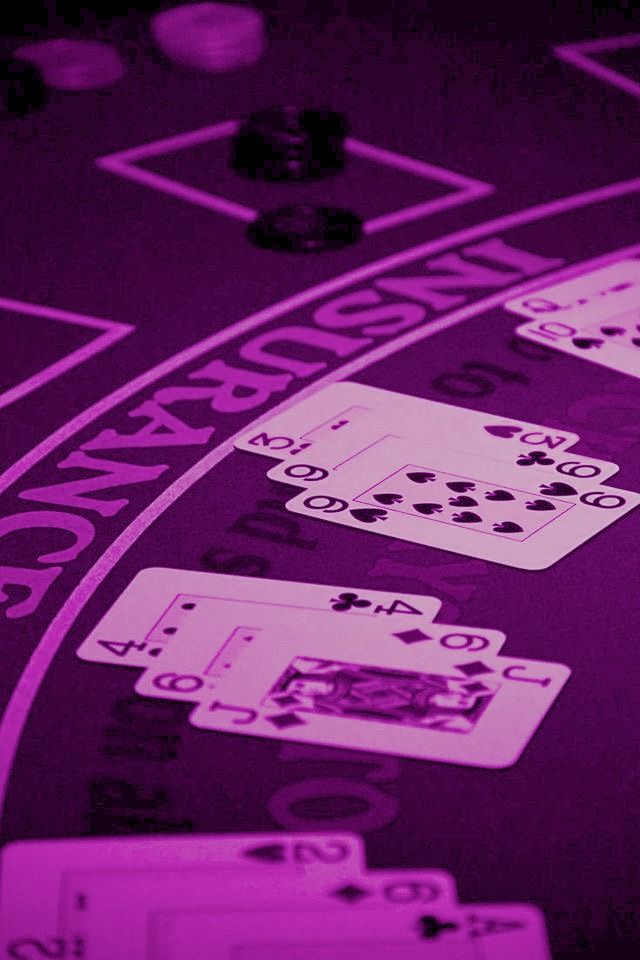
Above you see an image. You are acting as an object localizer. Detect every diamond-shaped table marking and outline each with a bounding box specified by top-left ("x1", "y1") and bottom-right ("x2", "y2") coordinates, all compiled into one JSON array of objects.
[
  {"x1": 332, "y1": 884, "x2": 371, "y2": 903},
  {"x1": 455, "y1": 661, "x2": 495, "y2": 677},
  {"x1": 555, "y1": 34, "x2": 640, "y2": 101},
  {"x1": 96, "y1": 121, "x2": 494, "y2": 236},
  {"x1": 266, "y1": 712, "x2": 306, "y2": 729},
  {"x1": 0, "y1": 297, "x2": 132, "y2": 412},
  {"x1": 393, "y1": 628, "x2": 433, "y2": 645}
]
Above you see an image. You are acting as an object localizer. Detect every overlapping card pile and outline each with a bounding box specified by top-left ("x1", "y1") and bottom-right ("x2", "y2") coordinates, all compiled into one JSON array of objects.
[
  {"x1": 234, "y1": 381, "x2": 639, "y2": 569},
  {"x1": 506, "y1": 257, "x2": 640, "y2": 380},
  {"x1": 77, "y1": 567, "x2": 570, "y2": 769},
  {"x1": 0, "y1": 831, "x2": 552, "y2": 958}
]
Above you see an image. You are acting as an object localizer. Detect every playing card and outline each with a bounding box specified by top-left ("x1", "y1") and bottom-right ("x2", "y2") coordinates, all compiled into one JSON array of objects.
[
  {"x1": 76, "y1": 567, "x2": 442, "y2": 668},
  {"x1": 58, "y1": 866, "x2": 457, "y2": 959},
  {"x1": 149, "y1": 905, "x2": 474, "y2": 960},
  {"x1": 235, "y1": 381, "x2": 619, "y2": 484},
  {"x1": 281, "y1": 436, "x2": 639, "y2": 569},
  {"x1": 147, "y1": 901, "x2": 550, "y2": 960},
  {"x1": 0, "y1": 833, "x2": 364, "y2": 955},
  {"x1": 506, "y1": 258, "x2": 640, "y2": 379},
  {"x1": 133, "y1": 606, "x2": 508, "y2": 706},
  {"x1": 133, "y1": 602, "x2": 569, "y2": 768}
]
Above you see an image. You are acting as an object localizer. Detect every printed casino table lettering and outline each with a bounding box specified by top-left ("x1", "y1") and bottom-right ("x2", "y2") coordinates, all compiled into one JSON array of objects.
[{"x1": 0, "y1": 3, "x2": 639, "y2": 958}]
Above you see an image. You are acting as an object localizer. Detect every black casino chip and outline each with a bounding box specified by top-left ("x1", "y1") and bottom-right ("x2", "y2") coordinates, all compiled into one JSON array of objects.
[
  {"x1": 0, "y1": 58, "x2": 46, "y2": 116},
  {"x1": 247, "y1": 204, "x2": 363, "y2": 253},
  {"x1": 231, "y1": 106, "x2": 348, "y2": 181}
]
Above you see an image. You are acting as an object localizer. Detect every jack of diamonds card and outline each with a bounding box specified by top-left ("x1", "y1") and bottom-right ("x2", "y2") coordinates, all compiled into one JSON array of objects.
[{"x1": 133, "y1": 604, "x2": 570, "y2": 768}]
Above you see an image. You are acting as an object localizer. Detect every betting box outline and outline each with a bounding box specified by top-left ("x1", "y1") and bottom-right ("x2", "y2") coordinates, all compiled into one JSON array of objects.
[
  {"x1": 555, "y1": 34, "x2": 640, "y2": 101},
  {"x1": 95, "y1": 119, "x2": 494, "y2": 235},
  {"x1": 0, "y1": 298, "x2": 133, "y2": 411}
]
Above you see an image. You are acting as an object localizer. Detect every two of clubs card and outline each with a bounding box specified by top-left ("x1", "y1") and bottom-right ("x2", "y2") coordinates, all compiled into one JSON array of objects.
[
  {"x1": 76, "y1": 567, "x2": 571, "y2": 769},
  {"x1": 233, "y1": 380, "x2": 639, "y2": 569},
  {"x1": 0, "y1": 831, "x2": 553, "y2": 958},
  {"x1": 506, "y1": 258, "x2": 640, "y2": 379}
]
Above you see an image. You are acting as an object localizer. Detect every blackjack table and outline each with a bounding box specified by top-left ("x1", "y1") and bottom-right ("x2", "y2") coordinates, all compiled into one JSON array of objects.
[{"x1": 1, "y1": 2, "x2": 639, "y2": 956}]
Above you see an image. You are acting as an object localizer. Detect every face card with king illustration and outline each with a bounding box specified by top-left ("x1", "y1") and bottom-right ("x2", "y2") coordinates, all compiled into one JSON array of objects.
[
  {"x1": 279, "y1": 436, "x2": 639, "y2": 569},
  {"x1": 234, "y1": 381, "x2": 619, "y2": 484},
  {"x1": 75, "y1": 566, "x2": 446, "y2": 668},
  {"x1": 133, "y1": 603, "x2": 570, "y2": 769}
]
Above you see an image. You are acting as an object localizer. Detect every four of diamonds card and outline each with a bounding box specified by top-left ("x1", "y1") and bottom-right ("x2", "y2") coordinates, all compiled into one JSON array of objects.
[
  {"x1": 9, "y1": 269, "x2": 639, "y2": 957},
  {"x1": 77, "y1": 567, "x2": 570, "y2": 769}
]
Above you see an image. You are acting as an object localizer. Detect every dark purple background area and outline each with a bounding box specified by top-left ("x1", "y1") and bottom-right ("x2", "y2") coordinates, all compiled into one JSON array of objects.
[{"x1": 1, "y1": 3, "x2": 640, "y2": 957}]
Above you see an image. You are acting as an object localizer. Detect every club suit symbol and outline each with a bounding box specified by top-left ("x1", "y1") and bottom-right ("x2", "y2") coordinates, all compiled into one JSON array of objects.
[
  {"x1": 517, "y1": 450, "x2": 554, "y2": 466},
  {"x1": 331, "y1": 592, "x2": 372, "y2": 611}
]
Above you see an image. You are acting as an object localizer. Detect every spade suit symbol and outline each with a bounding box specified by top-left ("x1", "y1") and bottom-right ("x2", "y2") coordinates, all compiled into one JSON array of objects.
[
  {"x1": 447, "y1": 481, "x2": 476, "y2": 493},
  {"x1": 413, "y1": 502, "x2": 443, "y2": 516},
  {"x1": 493, "y1": 521, "x2": 523, "y2": 533},
  {"x1": 448, "y1": 495, "x2": 477, "y2": 507},
  {"x1": 244, "y1": 843, "x2": 286, "y2": 863},
  {"x1": 407, "y1": 471, "x2": 436, "y2": 483},
  {"x1": 452, "y1": 511, "x2": 482, "y2": 524},
  {"x1": 350, "y1": 508, "x2": 387, "y2": 524},
  {"x1": 539, "y1": 481, "x2": 576, "y2": 497},
  {"x1": 485, "y1": 489, "x2": 515, "y2": 501},
  {"x1": 572, "y1": 337, "x2": 603, "y2": 349},
  {"x1": 373, "y1": 492, "x2": 403, "y2": 505},
  {"x1": 484, "y1": 424, "x2": 521, "y2": 438},
  {"x1": 525, "y1": 499, "x2": 555, "y2": 511}
]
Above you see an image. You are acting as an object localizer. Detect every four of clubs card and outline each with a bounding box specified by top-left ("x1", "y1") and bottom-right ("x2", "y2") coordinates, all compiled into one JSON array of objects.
[
  {"x1": 77, "y1": 568, "x2": 569, "y2": 769},
  {"x1": 234, "y1": 381, "x2": 638, "y2": 568}
]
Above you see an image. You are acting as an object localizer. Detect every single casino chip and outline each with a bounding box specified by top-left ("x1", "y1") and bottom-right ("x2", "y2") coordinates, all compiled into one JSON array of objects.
[
  {"x1": 0, "y1": 58, "x2": 46, "y2": 115},
  {"x1": 231, "y1": 106, "x2": 349, "y2": 181},
  {"x1": 247, "y1": 205, "x2": 363, "y2": 253},
  {"x1": 13, "y1": 40, "x2": 126, "y2": 91},
  {"x1": 151, "y1": 3, "x2": 265, "y2": 73}
]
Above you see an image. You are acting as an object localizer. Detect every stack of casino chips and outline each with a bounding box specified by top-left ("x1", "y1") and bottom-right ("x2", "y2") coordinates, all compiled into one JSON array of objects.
[
  {"x1": 151, "y1": 2, "x2": 265, "y2": 73},
  {"x1": 13, "y1": 39, "x2": 126, "y2": 92},
  {"x1": 0, "y1": 58, "x2": 46, "y2": 115},
  {"x1": 232, "y1": 107, "x2": 348, "y2": 182},
  {"x1": 232, "y1": 106, "x2": 362, "y2": 253}
]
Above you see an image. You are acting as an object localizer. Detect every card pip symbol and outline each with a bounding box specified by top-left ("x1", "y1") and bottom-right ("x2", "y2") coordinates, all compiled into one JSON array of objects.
[
  {"x1": 455, "y1": 661, "x2": 495, "y2": 677},
  {"x1": 517, "y1": 451, "x2": 555, "y2": 466},
  {"x1": 243, "y1": 843, "x2": 287, "y2": 863},
  {"x1": 331, "y1": 592, "x2": 372, "y2": 611},
  {"x1": 393, "y1": 628, "x2": 433, "y2": 645},
  {"x1": 332, "y1": 884, "x2": 371, "y2": 903},
  {"x1": 418, "y1": 914, "x2": 460, "y2": 939}
]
